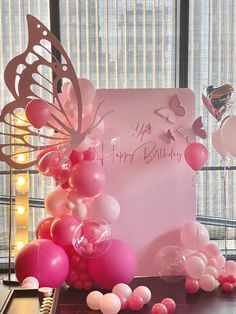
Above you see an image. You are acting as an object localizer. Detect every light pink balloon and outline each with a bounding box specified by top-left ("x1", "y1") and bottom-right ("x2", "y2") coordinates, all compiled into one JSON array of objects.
[
  {"x1": 225, "y1": 260, "x2": 236, "y2": 274},
  {"x1": 180, "y1": 222, "x2": 210, "y2": 251},
  {"x1": 68, "y1": 78, "x2": 96, "y2": 106},
  {"x1": 185, "y1": 256, "x2": 206, "y2": 279},
  {"x1": 76, "y1": 136, "x2": 91, "y2": 152},
  {"x1": 221, "y1": 115, "x2": 236, "y2": 157},
  {"x1": 99, "y1": 293, "x2": 121, "y2": 314},
  {"x1": 190, "y1": 251, "x2": 208, "y2": 266},
  {"x1": 45, "y1": 187, "x2": 70, "y2": 217},
  {"x1": 215, "y1": 254, "x2": 226, "y2": 269},
  {"x1": 88, "y1": 194, "x2": 120, "y2": 224},
  {"x1": 25, "y1": 99, "x2": 51, "y2": 129},
  {"x1": 51, "y1": 215, "x2": 78, "y2": 247},
  {"x1": 112, "y1": 283, "x2": 132, "y2": 299},
  {"x1": 205, "y1": 266, "x2": 218, "y2": 279},
  {"x1": 202, "y1": 241, "x2": 220, "y2": 258},
  {"x1": 184, "y1": 143, "x2": 208, "y2": 171},
  {"x1": 212, "y1": 129, "x2": 228, "y2": 158},
  {"x1": 199, "y1": 274, "x2": 217, "y2": 292},
  {"x1": 72, "y1": 202, "x2": 88, "y2": 222},
  {"x1": 207, "y1": 257, "x2": 217, "y2": 268}
]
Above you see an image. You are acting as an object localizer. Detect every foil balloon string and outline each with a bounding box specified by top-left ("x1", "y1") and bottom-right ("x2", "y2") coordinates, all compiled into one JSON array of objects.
[{"x1": 202, "y1": 83, "x2": 236, "y2": 121}]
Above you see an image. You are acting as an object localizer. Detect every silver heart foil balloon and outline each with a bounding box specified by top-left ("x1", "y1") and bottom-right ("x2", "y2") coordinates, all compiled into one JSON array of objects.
[{"x1": 202, "y1": 83, "x2": 235, "y2": 121}]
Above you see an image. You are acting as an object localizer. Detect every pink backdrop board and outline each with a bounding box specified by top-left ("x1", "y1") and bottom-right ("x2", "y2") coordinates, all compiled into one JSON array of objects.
[{"x1": 94, "y1": 88, "x2": 196, "y2": 276}]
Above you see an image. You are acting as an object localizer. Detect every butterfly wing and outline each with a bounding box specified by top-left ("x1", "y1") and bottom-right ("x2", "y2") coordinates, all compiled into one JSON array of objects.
[
  {"x1": 154, "y1": 108, "x2": 177, "y2": 124},
  {"x1": 192, "y1": 116, "x2": 207, "y2": 139},
  {"x1": 176, "y1": 127, "x2": 195, "y2": 143},
  {"x1": 169, "y1": 95, "x2": 185, "y2": 117},
  {"x1": 0, "y1": 15, "x2": 86, "y2": 169}
]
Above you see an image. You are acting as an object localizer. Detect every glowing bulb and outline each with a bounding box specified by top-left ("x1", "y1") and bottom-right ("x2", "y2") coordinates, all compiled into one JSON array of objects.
[
  {"x1": 15, "y1": 112, "x2": 28, "y2": 126},
  {"x1": 16, "y1": 241, "x2": 25, "y2": 251},
  {"x1": 17, "y1": 206, "x2": 25, "y2": 214},
  {"x1": 17, "y1": 176, "x2": 26, "y2": 186},
  {"x1": 17, "y1": 154, "x2": 26, "y2": 163}
]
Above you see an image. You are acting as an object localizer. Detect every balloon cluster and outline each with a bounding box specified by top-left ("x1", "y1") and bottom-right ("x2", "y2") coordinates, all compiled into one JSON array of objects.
[
  {"x1": 15, "y1": 78, "x2": 137, "y2": 289},
  {"x1": 155, "y1": 221, "x2": 236, "y2": 294}
]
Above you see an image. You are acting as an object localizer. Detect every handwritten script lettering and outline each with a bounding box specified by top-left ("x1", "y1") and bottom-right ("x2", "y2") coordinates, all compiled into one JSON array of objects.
[
  {"x1": 131, "y1": 122, "x2": 152, "y2": 142},
  {"x1": 102, "y1": 141, "x2": 182, "y2": 165}
]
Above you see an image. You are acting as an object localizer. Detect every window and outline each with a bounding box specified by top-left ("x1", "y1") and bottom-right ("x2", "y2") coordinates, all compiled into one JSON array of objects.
[{"x1": 0, "y1": 0, "x2": 236, "y2": 267}]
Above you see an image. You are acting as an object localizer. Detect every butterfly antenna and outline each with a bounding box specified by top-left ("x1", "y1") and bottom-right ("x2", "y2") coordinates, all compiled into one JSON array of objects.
[{"x1": 89, "y1": 100, "x2": 114, "y2": 130}]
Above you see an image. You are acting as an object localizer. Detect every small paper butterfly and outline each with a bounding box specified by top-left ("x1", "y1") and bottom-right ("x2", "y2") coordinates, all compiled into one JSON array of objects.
[
  {"x1": 159, "y1": 129, "x2": 175, "y2": 145},
  {"x1": 177, "y1": 116, "x2": 207, "y2": 143},
  {"x1": 154, "y1": 95, "x2": 185, "y2": 124}
]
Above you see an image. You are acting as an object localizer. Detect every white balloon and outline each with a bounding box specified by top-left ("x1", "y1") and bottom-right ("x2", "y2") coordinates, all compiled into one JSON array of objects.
[
  {"x1": 86, "y1": 290, "x2": 103, "y2": 310},
  {"x1": 88, "y1": 194, "x2": 120, "y2": 224},
  {"x1": 99, "y1": 293, "x2": 121, "y2": 314}
]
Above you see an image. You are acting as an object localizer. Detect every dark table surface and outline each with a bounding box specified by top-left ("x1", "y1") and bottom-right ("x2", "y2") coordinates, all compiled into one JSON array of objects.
[
  {"x1": 1, "y1": 276, "x2": 236, "y2": 314},
  {"x1": 53, "y1": 276, "x2": 236, "y2": 314}
]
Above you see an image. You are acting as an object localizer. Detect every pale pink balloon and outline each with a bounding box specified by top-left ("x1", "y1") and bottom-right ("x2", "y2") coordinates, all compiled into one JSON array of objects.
[
  {"x1": 112, "y1": 283, "x2": 132, "y2": 299},
  {"x1": 184, "y1": 143, "x2": 208, "y2": 171},
  {"x1": 215, "y1": 254, "x2": 226, "y2": 269},
  {"x1": 190, "y1": 251, "x2": 208, "y2": 265},
  {"x1": 72, "y1": 202, "x2": 88, "y2": 222},
  {"x1": 221, "y1": 115, "x2": 236, "y2": 157},
  {"x1": 83, "y1": 103, "x2": 93, "y2": 116},
  {"x1": 88, "y1": 194, "x2": 120, "y2": 224},
  {"x1": 132, "y1": 286, "x2": 151, "y2": 304},
  {"x1": 99, "y1": 293, "x2": 121, "y2": 314},
  {"x1": 185, "y1": 256, "x2": 206, "y2": 279},
  {"x1": 25, "y1": 99, "x2": 51, "y2": 129},
  {"x1": 51, "y1": 215, "x2": 78, "y2": 247},
  {"x1": 207, "y1": 257, "x2": 217, "y2": 267},
  {"x1": 180, "y1": 222, "x2": 210, "y2": 251},
  {"x1": 45, "y1": 187, "x2": 70, "y2": 217},
  {"x1": 199, "y1": 274, "x2": 217, "y2": 292},
  {"x1": 22, "y1": 276, "x2": 39, "y2": 289},
  {"x1": 205, "y1": 266, "x2": 218, "y2": 279},
  {"x1": 61, "y1": 82, "x2": 70, "y2": 94},
  {"x1": 212, "y1": 129, "x2": 228, "y2": 158},
  {"x1": 185, "y1": 277, "x2": 200, "y2": 294},
  {"x1": 86, "y1": 290, "x2": 103, "y2": 310},
  {"x1": 68, "y1": 78, "x2": 96, "y2": 106},
  {"x1": 202, "y1": 241, "x2": 220, "y2": 258},
  {"x1": 225, "y1": 260, "x2": 236, "y2": 274}
]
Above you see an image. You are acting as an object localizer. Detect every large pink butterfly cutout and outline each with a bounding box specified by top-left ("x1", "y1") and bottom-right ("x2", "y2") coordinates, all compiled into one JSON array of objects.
[
  {"x1": 177, "y1": 116, "x2": 207, "y2": 143},
  {"x1": 0, "y1": 15, "x2": 108, "y2": 169},
  {"x1": 154, "y1": 95, "x2": 185, "y2": 123}
]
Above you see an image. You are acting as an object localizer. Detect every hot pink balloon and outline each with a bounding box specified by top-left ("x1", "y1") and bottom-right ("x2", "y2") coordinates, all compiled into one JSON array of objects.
[
  {"x1": 51, "y1": 215, "x2": 78, "y2": 247},
  {"x1": 180, "y1": 222, "x2": 210, "y2": 251},
  {"x1": 15, "y1": 239, "x2": 69, "y2": 288},
  {"x1": 88, "y1": 239, "x2": 137, "y2": 289},
  {"x1": 36, "y1": 216, "x2": 55, "y2": 240},
  {"x1": 185, "y1": 277, "x2": 200, "y2": 294},
  {"x1": 69, "y1": 160, "x2": 106, "y2": 197},
  {"x1": 25, "y1": 99, "x2": 51, "y2": 128},
  {"x1": 212, "y1": 129, "x2": 228, "y2": 158},
  {"x1": 184, "y1": 143, "x2": 208, "y2": 171},
  {"x1": 161, "y1": 298, "x2": 176, "y2": 314}
]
